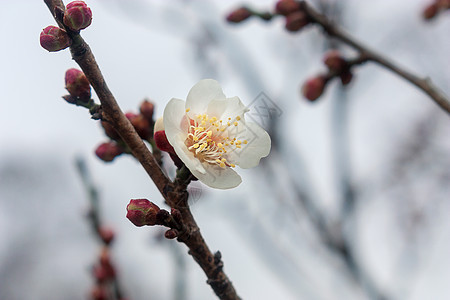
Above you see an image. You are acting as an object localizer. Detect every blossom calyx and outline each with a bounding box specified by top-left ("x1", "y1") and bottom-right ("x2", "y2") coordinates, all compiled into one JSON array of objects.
[
  {"x1": 226, "y1": 7, "x2": 252, "y2": 23},
  {"x1": 95, "y1": 142, "x2": 123, "y2": 162},
  {"x1": 126, "y1": 199, "x2": 161, "y2": 227},
  {"x1": 40, "y1": 26, "x2": 71, "y2": 52},
  {"x1": 302, "y1": 76, "x2": 327, "y2": 101},
  {"x1": 65, "y1": 68, "x2": 91, "y2": 101},
  {"x1": 63, "y1": 1, "x2": 92, "y2": 31},
  {"x1": 275, "y1": 0, "x2": 301, "y2": 16}
]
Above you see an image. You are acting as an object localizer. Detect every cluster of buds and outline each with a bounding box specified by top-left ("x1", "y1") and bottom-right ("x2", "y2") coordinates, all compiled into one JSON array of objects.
[
  {"x1": 302, "y1": 50, "x2": 357, "y2": 101},
  {"x1": 423, "y1": 0, "x2": 450, "y2": 20},
  {"x1": 90, "y1": 247, "x2": 117, "y2": 300},
  {"x1": 126, "y1": 199, "x2": 183, "y2": 239},
  {"x1": 226, "y1": 1, "x2": 311, "y2": 32},
  {"x1": 95, "y1": 99, "x2": 155, "y2": 163},
  {"x1": 275, "y1": 0, "x2": 310, "y2": 32},
  {"x1": 40, "y1": 1, "x2": 92, "y2": 52}
]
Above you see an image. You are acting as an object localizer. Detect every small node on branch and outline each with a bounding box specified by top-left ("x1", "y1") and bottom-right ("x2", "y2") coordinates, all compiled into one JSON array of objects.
[
  {"x1": 226, "y1": 7, "x2": 252, "y2": 23},
  {"x1": 90, "y1": 284, "x2": 108, "y2": 300},
  {"x1": 323, "y1": 50, "x2": 348, "y2": 74},
  {"x1": 65, "y1": 68, "x2": 91, "y2": 102},
  {"x1": 40, "y1": 26, "x2": 71, "y2": 52},
  {"x1": 63, "y1": 1, "x2": 93, "y2": 31},
  {"x1": 301, "y1": 76, "x2": 327, "y2": 101},
  {"x1": 95, "y1": 142, "x2": 124, "y2": 162}
]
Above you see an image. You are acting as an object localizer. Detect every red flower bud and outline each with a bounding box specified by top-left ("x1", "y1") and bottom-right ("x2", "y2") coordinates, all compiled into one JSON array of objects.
[
  {"x1": 64, "y1": 1, "x2": 93, "y2": 31},
  {"x1": 275, "y1": 0, "x2": 301, "y2": 16},
  {"x1": 95, "y1": 142, "x2": 123, "y2": 162},
  {"x1": 423, "y1": 3, "x2": 439, "y2": 20},
  {"x1": 65, "y1": 68, "x2": 91, "y2": 101},
  {"x1": 340, "y1": 71, "x2": 353, "y2": 86},
  {"x1": 140, "y1": 100, "x2": 155, "y2": 121},
  {"x1": 126, "y1": 199, "x2": 161, "y2": 227},
  {"x1": 126, "y1": 113, "x2": 151, "y2": 140},
  {"x1": 302, "y1": 76, "x2": 327, "y2": 101},
  {"x1": 91, "y1": 285, "x2": 107, "y2": 300},
  {"x1": 226, "y1": 7, "x2": 252, "y2": 23},
  {"x1": 285, "y1": 11, "x2": 310, "y2": 32},
  {"x1": 100, "y1": 121, "x2": 120, "y2": 140},
  {"x1": 165, "y1": 229, "x2": 178, "y2": 239},
  {"x1": 98, "y1": 226, "x2": 115, "y2": 245},
  {"x1": 40, "y1": 26, "x2": 71, "y2": 52},
  {"x1": 437, "y1": 0, "x2": 450, "y2": 9},
  {"x1": 323, "y1": 50, "x2": 347, "y2": 73},
  {"x1": 154, "y1": 130, "x2": 176, "y2": 154}
]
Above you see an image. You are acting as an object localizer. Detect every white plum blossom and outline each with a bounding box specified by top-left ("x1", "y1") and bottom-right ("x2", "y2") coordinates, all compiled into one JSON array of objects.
[{"x1": 163, "y1": 79, "x2": 271, "y2": 189}]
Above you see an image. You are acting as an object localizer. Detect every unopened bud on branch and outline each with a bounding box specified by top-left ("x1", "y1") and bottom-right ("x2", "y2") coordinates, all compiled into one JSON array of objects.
[
  {"x1": 275, "y1": 0, "x2": 301, "y2": 16},
  {"x1": 285, "y1": 11, "x2": 310, "y2": 32},
  {"x1": 323, "y1": 50, "x2": 347, "y2": 73},
  {"x1": 126, "y1": 199, "x2": 161, "y2": 227},
  {"x1": 302, "y1": 76, "x2": 327, "y2": 101},
  {"x1": 95, "y1": 142, "x2": 123, "y2": 162},
  {"x1": 139, "y1": 100, "x2": 155, "y2": 121},
  {"x1": 126, "y1": 112, "x2": 151, "y2": 140},
  {"x1": 65, "y1": 68, "x2": 91, "y2": 101},
  {"x1": 64, "y1": 1, "x2": 93, "y2": 31},
  {"x1": 40, "y1": 26, "x2": 71, "y2": 52},
  {"x1": 226, "y1": 7, "x2": 252, "y2": 23}
]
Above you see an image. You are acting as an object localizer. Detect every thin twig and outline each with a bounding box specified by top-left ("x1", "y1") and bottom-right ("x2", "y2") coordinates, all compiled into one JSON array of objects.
[
  {"x1": 43, "y1": 1, "x2": 240, "y2": 299},
  {"x1": 299, "y1": 1, "x2": 450, "y2": 114}
]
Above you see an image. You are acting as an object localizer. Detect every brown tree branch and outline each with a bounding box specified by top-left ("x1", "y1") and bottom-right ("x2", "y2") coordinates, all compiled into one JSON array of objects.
[
  {"x1": 43, "y1": 1, "x2": 240, "y2": 299},
  {"x1": 299, "y1": 1, "x2": 450, "y2": 114}
]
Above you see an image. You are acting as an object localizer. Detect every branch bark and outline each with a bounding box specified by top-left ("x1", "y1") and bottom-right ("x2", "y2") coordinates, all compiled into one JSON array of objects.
[
  {"x1": 44, "y1": 1, "x2": 240, "y2": 299},
  {"x1": 299, "y1": 1, "x2": 450, "y2": 114}
]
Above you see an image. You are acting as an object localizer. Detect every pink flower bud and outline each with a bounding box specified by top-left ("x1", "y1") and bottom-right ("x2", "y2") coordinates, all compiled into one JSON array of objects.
[
  {"x1": 65, "y1": 68, "x2": 91, "y2": 101},
  {"x1": 154, "y1": 130, "x2": 176, "y2": 154},
  {"x1": 323, "y1": 50, "x2": 347, "y2": 73},
  {"x1": 95, "y1": 142, "x2": 123, "y2": 162},
  {"x1": 40, "y1": 25, "x2": 71, "y2": 52},
  {"x1": 126, "y1": 113, "x2": 151, "y2": 140},
  {"x1": 226, "y1": 7, "x2": 252, "y2": 23},
  {"x1": 64, "y1": 1, "x2": 92, "y2": 31},
  {"x1": 126, "y1": 199, "x2": 161, "y2": 227},
  {"x1": 140, "y1": 100, "x2": 155, "y2": 121},
  {"x1": 423, "y1": 3, "x2": 438, "y2": 20},
  {"x1": 285, "y1": 11, "x2": 310, "y2": 32},
  {"x1": 275, "y1": 0, "x2": 301, "y2": 16},
  {"x1": 98, "y1": 226, "x2": 115, "y2": 245},
  {"x1": 302, "y1": 76, "x2": 327, "y2": 101}
]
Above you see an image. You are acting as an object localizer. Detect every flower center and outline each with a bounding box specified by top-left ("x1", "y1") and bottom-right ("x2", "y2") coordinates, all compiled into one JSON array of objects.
[{"x1": 184, "y1": 109, "x2": 247, "y2": 168}]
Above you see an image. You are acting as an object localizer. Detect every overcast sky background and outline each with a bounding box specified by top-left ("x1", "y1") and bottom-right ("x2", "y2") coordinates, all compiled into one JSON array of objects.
[{"x1": 0, "y1": 0, "x2": 449, "y2": 299}]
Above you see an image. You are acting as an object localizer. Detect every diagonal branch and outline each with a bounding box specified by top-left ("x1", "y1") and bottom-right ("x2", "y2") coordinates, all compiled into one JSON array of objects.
[
  {"x1": 43, "y1": 1, "x2": 240, "y2": 299},
  {"x1": 299, "y1": 1, "x2": 450, "y2": 114}
]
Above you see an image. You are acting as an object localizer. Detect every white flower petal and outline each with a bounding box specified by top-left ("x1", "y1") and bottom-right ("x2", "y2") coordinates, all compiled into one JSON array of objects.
[
  {"x1": 190, "y1": 164, "x2": 242, "y2": 189},
  {"x1": 207, "y1": 96, "x2": 248, "y2": 121},
  {"x1": 163, "y1": 98, "x2": 188, "y2": 138},
  {"x1": 226, "y1": 122, "x2": 271, "y2": 169},
  {"x1": 186, "y1": 79, "x2": 226, "y2": 115}
]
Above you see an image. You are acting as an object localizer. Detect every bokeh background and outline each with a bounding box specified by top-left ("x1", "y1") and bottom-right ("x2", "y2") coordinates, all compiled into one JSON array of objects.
[{"x1": 1, "y1": 0, "x2": 449, "y2": 299}]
